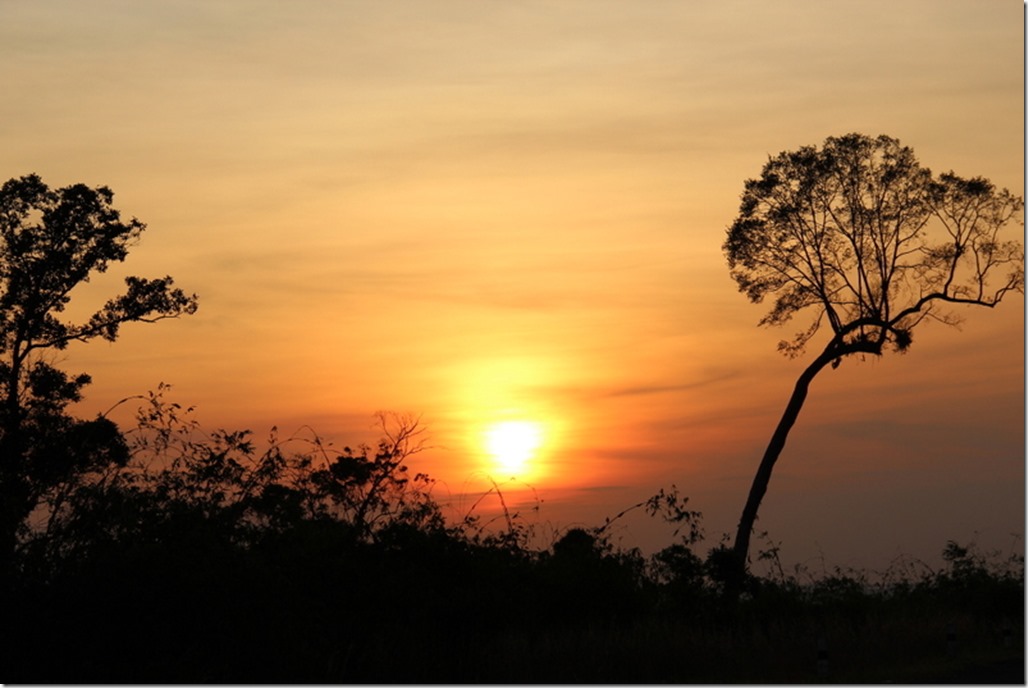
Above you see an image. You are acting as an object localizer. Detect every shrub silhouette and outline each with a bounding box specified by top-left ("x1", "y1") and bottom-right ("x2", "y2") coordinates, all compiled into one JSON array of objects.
[{"x1": 4, "y1": 391, "x2": 1022, "y2": 682}]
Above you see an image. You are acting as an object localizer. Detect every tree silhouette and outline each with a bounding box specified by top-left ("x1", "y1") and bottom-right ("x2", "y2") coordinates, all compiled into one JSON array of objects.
[
  {"x1": 0, "y1": 174, "x2": 198, "y2": 578},
  {"x1": 723, "y1": 134, "x2": 1023, "y2": 584}
]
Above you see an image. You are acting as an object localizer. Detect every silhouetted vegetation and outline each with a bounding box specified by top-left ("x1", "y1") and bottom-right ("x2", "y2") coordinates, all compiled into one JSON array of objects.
[
  {"x1": 4, "y1": 389, "x2": 1023, "y2": 683},
  {"x1": 723, "y1": 134, "x2": 1024, "y2": 585},
  {"x1": 0, "y1": 174, "x2": 197, "y2": 583},
  {"x1": 1, "y1": 172, "x2": 1021, "y2": 683}
]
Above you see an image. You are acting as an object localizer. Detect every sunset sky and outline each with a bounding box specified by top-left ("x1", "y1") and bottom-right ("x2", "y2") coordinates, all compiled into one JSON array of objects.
[{"x1": 2, "y1": 0, "x2": 1023, "y2": 570}]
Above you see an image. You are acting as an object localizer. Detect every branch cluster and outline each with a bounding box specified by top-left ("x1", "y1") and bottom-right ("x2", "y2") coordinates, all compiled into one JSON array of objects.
[
  {"x1": 0, "y1": 174, "x2": 198, "y2": 365},
  {"x1": 724, "y1": 133, "x2": 1024, "y2": 359}
]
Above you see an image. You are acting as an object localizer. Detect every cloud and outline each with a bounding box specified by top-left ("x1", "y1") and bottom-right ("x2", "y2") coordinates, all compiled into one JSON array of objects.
[{"x1": 601, "y1": 373, "x2": 742, "y2": 399}]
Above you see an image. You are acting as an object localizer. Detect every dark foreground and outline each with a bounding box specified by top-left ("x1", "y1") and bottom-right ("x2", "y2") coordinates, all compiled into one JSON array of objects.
[
  {"x1": 5, "y1": 404, "x2": 1023, "y2": 683},
  {"x1": 6, "y1": 528, "x2": 1023, "y2": 683}
]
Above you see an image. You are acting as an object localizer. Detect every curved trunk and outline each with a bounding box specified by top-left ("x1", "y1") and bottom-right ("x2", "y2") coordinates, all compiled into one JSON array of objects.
[{"x1": 730, "y1": 345, "x2": 843, "y2": 584}]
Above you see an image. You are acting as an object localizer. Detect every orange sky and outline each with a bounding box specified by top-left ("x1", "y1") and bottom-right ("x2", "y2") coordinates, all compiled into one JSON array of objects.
[{"x1": 2, "y1": 0, "x2": 1023, "y2": 570}]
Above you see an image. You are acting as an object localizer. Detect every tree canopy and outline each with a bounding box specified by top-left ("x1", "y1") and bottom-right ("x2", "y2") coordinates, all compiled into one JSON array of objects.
[{"x1": 725, "y1": 133, "x2": 1023, "y2": 361}]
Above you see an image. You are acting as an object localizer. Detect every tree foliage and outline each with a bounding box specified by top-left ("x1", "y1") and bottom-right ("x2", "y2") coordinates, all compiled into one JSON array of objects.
[
  {"x1": 0, "y1": 174, "x2": 198, "y2": 573},
  {"x1": 725, "y1": 133, "x2": 1023, "y2": 359},
  {"x1": 33, "y1": 390, "x2": 446, "y2": 563}
]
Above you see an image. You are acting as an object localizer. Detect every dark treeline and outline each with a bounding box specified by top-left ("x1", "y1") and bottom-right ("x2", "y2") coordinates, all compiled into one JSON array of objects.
[{"x1": 5, "y1": 388, "x2": 1024, "y2": 683}]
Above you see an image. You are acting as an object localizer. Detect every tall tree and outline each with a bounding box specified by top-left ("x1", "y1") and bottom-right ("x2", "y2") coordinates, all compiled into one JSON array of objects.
[
  {"x1": 723, "y1": 133, "x2": 1023, "y2": 581},
  {"x1": 0, "y1": 174, "x2": 198, "y2": 576}
]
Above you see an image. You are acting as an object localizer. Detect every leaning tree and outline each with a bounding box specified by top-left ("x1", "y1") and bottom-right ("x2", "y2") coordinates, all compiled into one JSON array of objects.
[
  {"x1": 0, "y1": 174, "x2": 198, "y2": 577},
  {"x1": 723, "y1": 133, "x2": 1023, "y2": 580}
]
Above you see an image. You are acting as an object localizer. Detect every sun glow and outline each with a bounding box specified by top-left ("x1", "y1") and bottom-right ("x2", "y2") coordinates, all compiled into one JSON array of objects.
[{"x1": 484, "y1": 420, "x2": 543, "y2": 477}]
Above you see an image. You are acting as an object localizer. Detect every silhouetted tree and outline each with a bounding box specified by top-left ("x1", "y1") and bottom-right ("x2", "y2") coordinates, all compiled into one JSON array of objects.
[
  {"x1": 723, "y1": 134, "x2": 1023, "y2": 585},
  {"x1": 0, "y1": 174, "x2": 198, "y2": 578}
]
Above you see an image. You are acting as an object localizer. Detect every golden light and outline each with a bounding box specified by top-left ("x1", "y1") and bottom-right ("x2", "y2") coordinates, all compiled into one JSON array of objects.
[{"x1": 484, "y1": 420, "x2": 543, "y2": 477}]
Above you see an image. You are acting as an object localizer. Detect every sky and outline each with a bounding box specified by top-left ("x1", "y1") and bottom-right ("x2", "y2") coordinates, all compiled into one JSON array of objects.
[{"x1": 2, "y1": 0, "x2": 1024, "y2": 571}]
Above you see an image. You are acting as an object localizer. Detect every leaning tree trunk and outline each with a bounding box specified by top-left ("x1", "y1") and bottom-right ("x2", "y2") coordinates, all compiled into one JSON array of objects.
[{"x1": 729, "y1": 340, "x2": 870, "y2": 591}]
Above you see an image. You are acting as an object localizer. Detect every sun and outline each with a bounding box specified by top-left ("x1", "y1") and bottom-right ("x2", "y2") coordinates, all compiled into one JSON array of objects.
[{"x1": 484, "y1": 420, "x2": 542, "y2": 477}]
